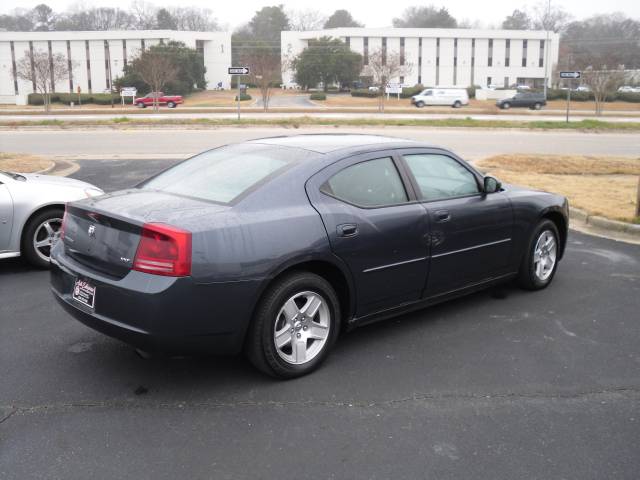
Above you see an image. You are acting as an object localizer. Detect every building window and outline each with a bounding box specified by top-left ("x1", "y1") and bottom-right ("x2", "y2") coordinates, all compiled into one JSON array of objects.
[
  {"x1": 363, "y1": 37, "x2": 368, "y2": 65},
  {"x1": 48, "y1": 41, "x2": 56, "y2": 92},
  {"x1": 418, "y1": 38, "x2": 422, "y2": 84},
  {"x1": 345, "y1": 36, "x2": 350, "y2": 47},
  {"x1": 504, "y1": 76, "x2": 509, "y2": 88},
  {"x1": 29, "y1": 41, "x2": 36, "y2": 91},
  {"x1": 400, "y1": 37, "x2": 405, "y2": 66},
  {"x1": 453, "y1": 38, "x2": 458, "y2": 85},
  {"x1": 488, "y1": 39, "x2": 493, "y2": 67},
  {"x1": 9, "y1": 41, "x2": 18, "y2": 95},
  {"x1": 471, "y1": 38, "x2": 475, "y2": 85},
  {"x1": 85, "y1": 40, "x2": 92, "y2": 93},
  {"x1": 104, "y1": 40, "x2": 111, "y2": 89},
  {"x1": 196, "y1": 40, "x2": 204, "y2": 56},
  {"x1": 539, "y1": 40, "x2": 545, "y2": 67},
  {"x1": 399, "y1": 76, "x2": 404, "y2": 84},
  {"x1": 487, "y1": 76, "x2": 492, "y2": 87},
  {"x1": 141, "y1": 39, "x2": 146, "y2": 51},
  {"x1": 122, "y1": 39, "x2": 127, "y2": 67},
  {"x1": 382, "y1": 37, "x2": 387, "y2": 66},
  {"x1": 522, "y1": 39, "x2": 527, "y2": 67},
  {"x1": 67, "y1": 40, "x2": 73, "y2": 92},
  {"x1": 505, "y1": 39, "x2": 510, "y2": 67},
  {"x1": 436, "y1": 38, "x2": 440, "y2": 85}
]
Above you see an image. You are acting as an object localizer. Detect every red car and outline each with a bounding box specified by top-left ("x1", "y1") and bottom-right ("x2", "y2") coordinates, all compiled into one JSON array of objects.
[{"x1": 135, "y1": 92, "x2": 183, "y2": 108}]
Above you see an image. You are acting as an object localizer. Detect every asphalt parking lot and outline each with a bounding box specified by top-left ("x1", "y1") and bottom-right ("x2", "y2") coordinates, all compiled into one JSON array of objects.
[{"x1": 2, "y1": 159, "x2": 640, "y2": 479}]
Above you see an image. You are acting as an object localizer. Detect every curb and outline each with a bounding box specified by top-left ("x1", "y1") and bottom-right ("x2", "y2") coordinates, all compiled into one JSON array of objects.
[
  {"x1": 33, "y1": 159, "x2": 57, "y2": 175},
  {"x1": 570, "y1": 206, "x2": 640, "y2": 236}
]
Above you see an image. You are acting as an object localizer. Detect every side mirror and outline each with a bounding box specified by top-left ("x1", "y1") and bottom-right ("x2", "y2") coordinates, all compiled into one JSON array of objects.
[{"x1": 483, "y1": 176, "x2": 502, "y2": 194}]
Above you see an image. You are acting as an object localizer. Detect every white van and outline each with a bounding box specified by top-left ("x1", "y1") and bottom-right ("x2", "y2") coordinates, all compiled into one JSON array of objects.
[{"x1": 411, "y1": 88, "x2": 469, "y2": 108}]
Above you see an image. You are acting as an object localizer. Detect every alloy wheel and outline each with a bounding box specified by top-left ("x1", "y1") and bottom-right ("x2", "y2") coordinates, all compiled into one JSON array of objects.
[
  {"x1": 533, "y1": 229, "x2": 557, "y2": 281},
  {"x1": 32, "y1": 217, "x2": 62, "y2": 263},
  {"x1": 273, "y1": 291, "x2": 330, "y2": 365}
]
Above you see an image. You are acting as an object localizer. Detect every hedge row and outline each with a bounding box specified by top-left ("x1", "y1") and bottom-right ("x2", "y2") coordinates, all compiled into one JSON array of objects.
[
  {"x1": 310, "y1": 93, "x2": 326, "y2": 101},
  {"x1": 28, "y1": 93, "x2": 120, "y2": 105},
  {"x1": 234, "y1": 93, "x2": 252, "y2": 101}
]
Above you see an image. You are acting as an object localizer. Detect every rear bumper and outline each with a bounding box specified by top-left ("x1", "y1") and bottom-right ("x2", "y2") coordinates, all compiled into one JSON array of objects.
[{"x1": 50, "y1": 245, "x2": 261, "y2": 355}]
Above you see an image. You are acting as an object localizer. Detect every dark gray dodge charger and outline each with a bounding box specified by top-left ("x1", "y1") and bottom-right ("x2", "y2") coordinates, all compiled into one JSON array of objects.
[{"x1": 51, "y1": 134, "x2": 569, "y2": 378}]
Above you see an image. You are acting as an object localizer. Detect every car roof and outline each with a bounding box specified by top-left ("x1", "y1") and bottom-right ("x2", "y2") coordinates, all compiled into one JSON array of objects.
[{"x1": 246, "y1": 134, "x2": 428, "y2": 154}]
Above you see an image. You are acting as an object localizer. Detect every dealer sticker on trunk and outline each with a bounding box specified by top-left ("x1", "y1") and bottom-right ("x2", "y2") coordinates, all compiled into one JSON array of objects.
[{"x1": 72, "y1": 278, "x2": 96, "y2": 309}]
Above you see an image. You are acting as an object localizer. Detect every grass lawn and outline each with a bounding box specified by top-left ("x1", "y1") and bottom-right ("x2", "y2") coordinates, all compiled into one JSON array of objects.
[
  {"x1": 0, "y1": 153, "x2": 52, "y2": 173},
  {"x1": 476, "y1": 154, "x2": 640, "y2": 223}
]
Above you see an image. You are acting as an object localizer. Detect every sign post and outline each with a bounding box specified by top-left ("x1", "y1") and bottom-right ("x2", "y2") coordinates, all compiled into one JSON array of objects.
[
  {"x1": 560, "y1": 71, "x2": 581, "y2": 123},
  {"x1": 229, "y1": 66, "x2": 250, "y2": 121}
]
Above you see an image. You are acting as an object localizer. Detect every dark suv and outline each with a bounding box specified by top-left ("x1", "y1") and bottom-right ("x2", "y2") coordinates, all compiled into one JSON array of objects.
[{"x1": 496, "y1": 92, "x2": 546, "y2": 110}]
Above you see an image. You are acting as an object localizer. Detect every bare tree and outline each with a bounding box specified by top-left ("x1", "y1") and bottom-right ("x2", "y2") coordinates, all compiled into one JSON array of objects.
[
  {"x1": 130, "y1": 0, "x2": 157, "y2": 29},
  {"x1": 287, "y1": 8, "x2": 326, "y2": 31},
  {"x1": 532, "y1": 1, "x2": 571, "y2": 33},
  {"x1": 362, "y1": 48, "x2": 412, "y2": 112},
  {"x1": 582, "y1": 67, "x2": 625, "y2": 116},
  {"x1": 242, "y1": 45, "x2": 281, "y2": 112},
  {"x1": 132, "y1": 50, "x2": 178, "y2": 111},
  {"x1": 15, "y1": 49, "x2": 70, "y2": 112}
]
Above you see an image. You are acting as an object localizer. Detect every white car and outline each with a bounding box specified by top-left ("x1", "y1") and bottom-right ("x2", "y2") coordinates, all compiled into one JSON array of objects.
[
  {"x1": 618, "y1": 86, "x2": 640, "y2": 93},
  {"x1": 411, "y1": 88, "x2": 469, "y2": 108},
  {"x1": 575, "y1": 86, "x2": 591, "y2": 92},
  {"x1": 0, "y1": 170, "x2": 103, "y2": 268}
]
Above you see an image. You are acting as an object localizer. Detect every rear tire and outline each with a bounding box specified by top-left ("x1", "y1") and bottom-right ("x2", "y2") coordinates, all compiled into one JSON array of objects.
[
  {"x1": 517, "y1": 219, "x2": 560, "y2": 290},
  {"x1": 453, "y1": 100, "x2": 462, "y2": 108},
  {"x1": 21, "y1": 207, "x2": 64, "y2": 269},
  {"x1": 136, "y1": 102, "x2": 146, "y2": 108},
  {"x1": 532, "y1": 102, "x2": 542, "y2": 110},
  {"x1": 246, "y1": 272, "x2": 341, "y2": 379},
  {"x1": 167, "y1": 101, "x2": 176, "y2": 108}
]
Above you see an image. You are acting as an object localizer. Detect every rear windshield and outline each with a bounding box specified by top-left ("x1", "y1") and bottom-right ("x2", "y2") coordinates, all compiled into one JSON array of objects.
[{"x1": 140, "y1": 143, "x2": 306, "y2": 203}]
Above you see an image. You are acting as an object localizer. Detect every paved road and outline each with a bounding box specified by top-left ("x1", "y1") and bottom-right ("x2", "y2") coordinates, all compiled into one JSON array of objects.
[
  {"x1": 1, "y1": 159, "x2": 640, "y2": 479},
  {"x1": 2, "y1": 127, "x2": 639, "y2": 161},
  {"x1": 1, "y1": 111, "x2": 638, "y2": 122}
]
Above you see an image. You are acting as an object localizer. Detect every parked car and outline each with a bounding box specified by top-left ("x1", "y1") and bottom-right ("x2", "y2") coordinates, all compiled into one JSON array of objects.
[
  {"x1": 0, "y1": 170, "x2": 103, "y2": 268},
  {"x1": 135, "y1": 92, "x2": 184, "y2": 108},
  {"x1": 368, "y1": 86, "x2": 380, "y2": 92},
  {"x1": 496, "y1": 92, "x2": 546, "y2": 110},
  {"x1": 574, "y1": 85, "x2": 590, "y2": 92},
  {"x1": 618, "y1": 86, "x2": 640, "y2": 93},
  {"x1": 51, "y1": 135, "x2": 568, "y2": 378},
  {"x1": 411, "y1": 88, "x2": 469, "y2": 108}
]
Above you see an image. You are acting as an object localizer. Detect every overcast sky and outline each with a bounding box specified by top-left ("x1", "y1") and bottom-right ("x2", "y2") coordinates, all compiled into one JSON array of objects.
[{"x1": 3, "y1": 0, "x2": 639, "y2": 29}]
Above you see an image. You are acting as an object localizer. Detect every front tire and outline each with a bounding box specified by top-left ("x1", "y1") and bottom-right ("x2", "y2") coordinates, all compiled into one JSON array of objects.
[
  {"x1": 532, "y1": 102, "x2": 542, "y2": 110},
  {"x1": 501, "y1": 102, "x2": 511, "y2": 109},
  {"x1": 167, "y1": 101, "x2": 176, "y2": 108},
  {"x1": 517, "y1": 219, "x2": 560, "y2": 290},
  {"x1": 453, "y1": 100, "x2": 462, "y2": 108},
  {"x1": 246, "y1": 272, "x2": 341, "y2": 379},
  {"x1": 415, "y1": 101, "x2": 425, "y2": 108},
  {"x1": 136, "y1": 102, "x2": 146, "y2": 108},
  {"x1": 21, "y1": 207, "x2": 64, "y2": 269}
]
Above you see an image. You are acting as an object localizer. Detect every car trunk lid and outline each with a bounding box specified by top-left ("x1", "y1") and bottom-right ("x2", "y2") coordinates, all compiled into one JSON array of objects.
[{"x1": 62, "y1": 189, "x2": 228, "y2": 278}]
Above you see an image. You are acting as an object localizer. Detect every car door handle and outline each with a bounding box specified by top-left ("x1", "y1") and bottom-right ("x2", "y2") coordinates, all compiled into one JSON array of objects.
[
  {"x1": 337, "y1": 223, "x2": 358, "y2": 237},
  {"x1": 435, "y1": 210, "x2": 451, "y2": 223}
]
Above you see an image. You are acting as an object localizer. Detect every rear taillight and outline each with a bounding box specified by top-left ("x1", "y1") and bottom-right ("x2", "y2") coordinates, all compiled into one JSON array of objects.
[
  {"x1": 59, "y1": 208, "x2": 68, "y2": 240},
  {"x1": 133, "y1": 223, "x2": 192, "y2": 277}
]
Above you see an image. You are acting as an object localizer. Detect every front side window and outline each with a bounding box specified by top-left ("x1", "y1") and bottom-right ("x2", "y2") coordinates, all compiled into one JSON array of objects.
[
  {"x1": 321, "y1": 157, "x2": 407, "y2": 207},
  {"x1": 141, "y1": 144, "x2": 304, "y2": 203},
  {"x1": 403, "y1": 153, "x2": 479, "y2": 201}
]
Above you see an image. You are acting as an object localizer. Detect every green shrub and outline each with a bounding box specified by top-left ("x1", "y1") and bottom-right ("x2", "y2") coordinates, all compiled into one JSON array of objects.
[
  {"x1": 400, "y1": 85, "x2": 424, "y2": 98},
  {"x1": 310, "y1": 93, "x2": 326, "y2": 101},
  {"x1": 28, "y1": 93, "x2": 60, "y2": 105},
  {"x1": 234, "y1": 93, "x2": 252, "y2": 101},
  {"x1": 614, "y1": 92, "x2": 640, "y2": 103},
  {"x1": 467, "y1": 85, "x2": 481, "y2": 99},
  {"x1": 351, "y1": 89, "x2": 378, "y2": 98}
]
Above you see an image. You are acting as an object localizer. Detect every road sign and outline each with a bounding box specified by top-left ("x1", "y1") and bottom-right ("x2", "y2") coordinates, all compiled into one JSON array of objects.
[
  {"x1": 560, "y1": 71, "x2": 581, "y2": 79},
  {"x1": 228, "y1": 67, "x2": 250, "y2": 75},
  {"x1": 120, "y1": 87, "x2": 137, "y2": 97}
]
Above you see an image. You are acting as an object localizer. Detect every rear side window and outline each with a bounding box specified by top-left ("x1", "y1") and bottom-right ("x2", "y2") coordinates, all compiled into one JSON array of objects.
[
  {"x1": 141, "y1": 144, "x2": 305, "y2": 203},
  {"x1": 403, "y1": 153, "x2": 479, "y2": 201},
  {"x1": 321, "y1": 157, "x2": 408, "y2": 207}
]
